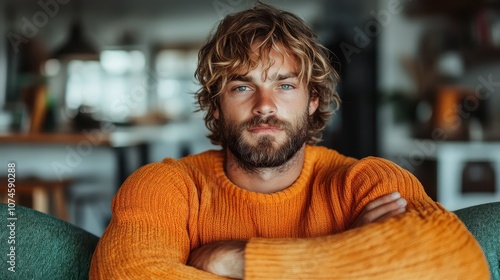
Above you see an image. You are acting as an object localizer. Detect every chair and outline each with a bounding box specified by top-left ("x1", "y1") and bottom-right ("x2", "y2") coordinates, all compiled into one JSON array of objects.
[
  {"x1": 0, "y1": 204, "x2": 99, "y2": 280},
  {"x1": 0, "y1": 177, "x2": 72, "y2": 221}
]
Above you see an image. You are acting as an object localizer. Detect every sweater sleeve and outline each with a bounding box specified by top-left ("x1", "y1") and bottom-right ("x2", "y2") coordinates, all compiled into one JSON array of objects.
[
  {"x1": 89, "y1": 161, "x2": 226, "y2": 280},
  {"x1": 244, "y1": 157, "x2": 490, "y2": 279}
]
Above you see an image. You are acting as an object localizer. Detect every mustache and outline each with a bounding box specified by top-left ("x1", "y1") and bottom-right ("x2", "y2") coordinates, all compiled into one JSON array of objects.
[{"x1": 243, "y1": 116, "x2": 288, "y2": 129}]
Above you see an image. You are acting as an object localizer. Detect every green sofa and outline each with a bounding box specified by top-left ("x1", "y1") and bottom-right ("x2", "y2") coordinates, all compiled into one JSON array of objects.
[
  {"x1": 0, "y1": 204, "x2": 99, "y2": 280},
  {"x1": 455, "y1": 202, "x2": 500, "y2": 280},
  {"x1": 0, "y1": 203, "x2": 498, "y2": 279}
]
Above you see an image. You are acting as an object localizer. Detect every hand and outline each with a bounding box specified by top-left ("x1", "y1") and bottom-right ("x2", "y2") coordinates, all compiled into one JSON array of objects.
[
  {"x1": 187, "y1": 240, "x2": 246, "y2": 279},
  {"x1": 351, "y1": 192, "x2": 407, "y2": 229}
]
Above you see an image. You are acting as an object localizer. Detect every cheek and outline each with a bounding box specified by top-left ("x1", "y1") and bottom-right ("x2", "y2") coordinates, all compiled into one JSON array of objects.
[{"x1": 222, "y1": 99, "x2": 252, "y2": 120}]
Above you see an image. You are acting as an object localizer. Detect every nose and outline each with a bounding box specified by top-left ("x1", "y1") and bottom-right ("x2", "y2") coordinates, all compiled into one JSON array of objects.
[{"x1": 252, "y1": 88, "x2": 277, "y2": 117}]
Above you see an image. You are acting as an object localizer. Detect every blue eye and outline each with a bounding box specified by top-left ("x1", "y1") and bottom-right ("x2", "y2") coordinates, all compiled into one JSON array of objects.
[
  {"x1": 279, "y1": 84, "x2": 294, "y2": 90},
  {"x1": 234, "y1": 86, "x2": 250, "y2": 92}
]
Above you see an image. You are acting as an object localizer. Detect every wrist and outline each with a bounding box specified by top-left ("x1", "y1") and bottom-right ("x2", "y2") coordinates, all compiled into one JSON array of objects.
[
  {"x1": 210, "y1": 241, "x2": 245, "y2": 278},
  {"x1": 188, "y1": 240, "x2": 246, "y2": 279}
]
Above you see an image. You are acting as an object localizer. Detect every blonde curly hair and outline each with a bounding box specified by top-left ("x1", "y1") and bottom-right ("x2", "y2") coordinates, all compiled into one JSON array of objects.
[{"x1": 195, "y1": 2, "x2": 340, "y2": 146}]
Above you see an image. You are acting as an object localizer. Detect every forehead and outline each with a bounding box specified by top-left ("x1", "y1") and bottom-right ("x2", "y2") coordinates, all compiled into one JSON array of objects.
[{"x1": 233, "y1": 43, "x2": 300, "y2": 78}]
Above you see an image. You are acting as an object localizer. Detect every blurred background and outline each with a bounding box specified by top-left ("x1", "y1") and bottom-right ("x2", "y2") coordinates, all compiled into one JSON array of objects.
[{"x1": 1, "y1": 0, "x2": 500, "y2": 236}]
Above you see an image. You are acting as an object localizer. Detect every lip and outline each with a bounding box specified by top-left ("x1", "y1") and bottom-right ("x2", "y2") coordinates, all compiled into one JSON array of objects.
[{"x1": 248, "y1": 125, "x2": 282, "y2": 134}]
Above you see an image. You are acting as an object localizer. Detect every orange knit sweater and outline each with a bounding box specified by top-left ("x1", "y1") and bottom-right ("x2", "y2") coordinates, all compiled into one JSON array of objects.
[{"x1": 90, "y1": 145, "x2": 489, "y2": 279}]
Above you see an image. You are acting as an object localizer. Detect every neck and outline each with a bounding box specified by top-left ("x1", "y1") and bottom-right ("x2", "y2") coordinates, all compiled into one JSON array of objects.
[{"x1": 224, "y1": 145, "x2": 306, "y2": 194}]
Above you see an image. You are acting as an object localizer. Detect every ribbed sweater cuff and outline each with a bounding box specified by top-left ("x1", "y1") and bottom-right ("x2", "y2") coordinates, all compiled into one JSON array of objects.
[{"x1": 245, "y1": 237, "x2": 323, "y2": 279}]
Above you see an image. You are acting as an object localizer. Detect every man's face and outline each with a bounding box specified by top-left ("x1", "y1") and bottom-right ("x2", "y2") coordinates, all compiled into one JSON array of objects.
[{"x1": 214, "y1": 46, "x2": 319, "y2": 171}]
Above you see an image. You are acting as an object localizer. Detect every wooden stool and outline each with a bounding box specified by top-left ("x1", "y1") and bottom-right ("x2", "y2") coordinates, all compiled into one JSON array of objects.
[{"x1": 1, "y1": 177, "x2": 72, "y2": 221}]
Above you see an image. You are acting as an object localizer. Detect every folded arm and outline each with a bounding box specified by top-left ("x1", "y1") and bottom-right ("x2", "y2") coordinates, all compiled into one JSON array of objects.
[
  {"x1": 242, "y1": 158, "x2": 489, "y2": 279},
  {"x1": 188, "y1": 192, "x2": 408, "y2": 278},
  {"x1": 90, "y1": 162, "x2": 226, "y2": 280}
]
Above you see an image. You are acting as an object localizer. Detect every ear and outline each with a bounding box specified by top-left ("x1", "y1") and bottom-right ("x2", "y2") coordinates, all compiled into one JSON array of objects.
[
  {"x1": 214, "y1": 107, "x2": 220, "y2": 120},
  {"x1": 308, "y1": 96, "x2": 319, "y2": 116}
]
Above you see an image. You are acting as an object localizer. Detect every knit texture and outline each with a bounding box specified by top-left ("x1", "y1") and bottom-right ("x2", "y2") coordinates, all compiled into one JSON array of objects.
[{"x1": 90, "y1": 145, "x2": 489, "y2": 279}]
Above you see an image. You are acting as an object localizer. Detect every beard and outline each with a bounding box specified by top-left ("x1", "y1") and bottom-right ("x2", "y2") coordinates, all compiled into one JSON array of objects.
[{"x1": 220, "y1": 110, "x2": 309, "y2": 172}]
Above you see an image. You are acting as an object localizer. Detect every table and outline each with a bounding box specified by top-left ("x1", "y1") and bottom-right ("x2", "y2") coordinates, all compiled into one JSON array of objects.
[{"x1": 0, "y1": 121, "x2": 208, "y2": 189}]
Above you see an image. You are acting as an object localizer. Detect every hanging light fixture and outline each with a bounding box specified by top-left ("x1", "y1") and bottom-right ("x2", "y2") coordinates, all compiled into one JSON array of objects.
[
  {"x1": 52, "y1": 21, "x2": 99, "y2": 61},
  {"x1": 51, "y1": 0, "x2": 99, "y2": 61}
]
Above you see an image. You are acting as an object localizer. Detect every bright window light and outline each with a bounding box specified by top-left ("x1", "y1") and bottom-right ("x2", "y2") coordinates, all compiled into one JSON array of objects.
[{"x1": 43, "y1": 59, "x2": 61, "y2": 76}]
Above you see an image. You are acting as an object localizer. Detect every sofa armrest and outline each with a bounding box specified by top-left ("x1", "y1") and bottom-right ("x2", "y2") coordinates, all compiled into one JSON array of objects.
[{"x1": 454, "y1": 202, "x2": 500, "y2": 280}]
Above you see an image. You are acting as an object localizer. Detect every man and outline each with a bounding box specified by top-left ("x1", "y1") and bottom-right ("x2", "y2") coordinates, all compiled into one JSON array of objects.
[{"x1": 90, "y1": 3, "x2": 489, "y2": 279}]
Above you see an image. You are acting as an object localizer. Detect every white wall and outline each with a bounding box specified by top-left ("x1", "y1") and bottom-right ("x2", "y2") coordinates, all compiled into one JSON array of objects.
[{"x1": 377, "y1": 0, "x2": 427, "y2": 94}]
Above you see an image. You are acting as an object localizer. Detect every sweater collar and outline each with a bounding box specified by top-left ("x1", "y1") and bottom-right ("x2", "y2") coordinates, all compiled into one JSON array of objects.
[{"x1": 214, "y1": 145, "x2": 317, "y2": 203}]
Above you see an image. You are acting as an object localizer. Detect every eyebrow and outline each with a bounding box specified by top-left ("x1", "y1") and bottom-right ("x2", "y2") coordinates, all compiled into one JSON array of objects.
[
  {"x1": 229, "y1": 72, "x2": 298, "y2": 83},
  {"x1": 272, "y1": 73, "x2": 298, "y2": 81},
  {"x1": 230, "y1": 75, "x2": 253, "y2": 82}
]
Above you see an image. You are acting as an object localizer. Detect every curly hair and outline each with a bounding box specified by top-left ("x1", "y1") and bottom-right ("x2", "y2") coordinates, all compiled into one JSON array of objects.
[{"x1": 195, "y1": 2, "x2": 340, "y2": 146}]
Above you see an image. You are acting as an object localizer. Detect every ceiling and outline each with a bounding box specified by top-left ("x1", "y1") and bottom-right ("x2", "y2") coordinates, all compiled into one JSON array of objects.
[
  {"x1": 3, "y1": 0, "x2": 378, "y2": 51},
  {"x1": 4, "y1": 0, "x2": 332, "y2": 48},
  {"x1": 5, "y1": 0, "x2": 324, "y2": 16}
]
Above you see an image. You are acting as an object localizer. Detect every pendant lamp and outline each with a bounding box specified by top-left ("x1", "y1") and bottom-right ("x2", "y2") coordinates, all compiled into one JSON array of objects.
[{"x1": 52, "y1": 21, "x2": 99, "y2": 61}]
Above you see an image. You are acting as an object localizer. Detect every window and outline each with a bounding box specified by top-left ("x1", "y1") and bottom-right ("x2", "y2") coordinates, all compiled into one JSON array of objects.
[
  {"x1": 154, "y1": 48, "x2": 200, "y2": 119},
  {"x1": 63, "y1": 49, "x2": 147, "y2": 122}
]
